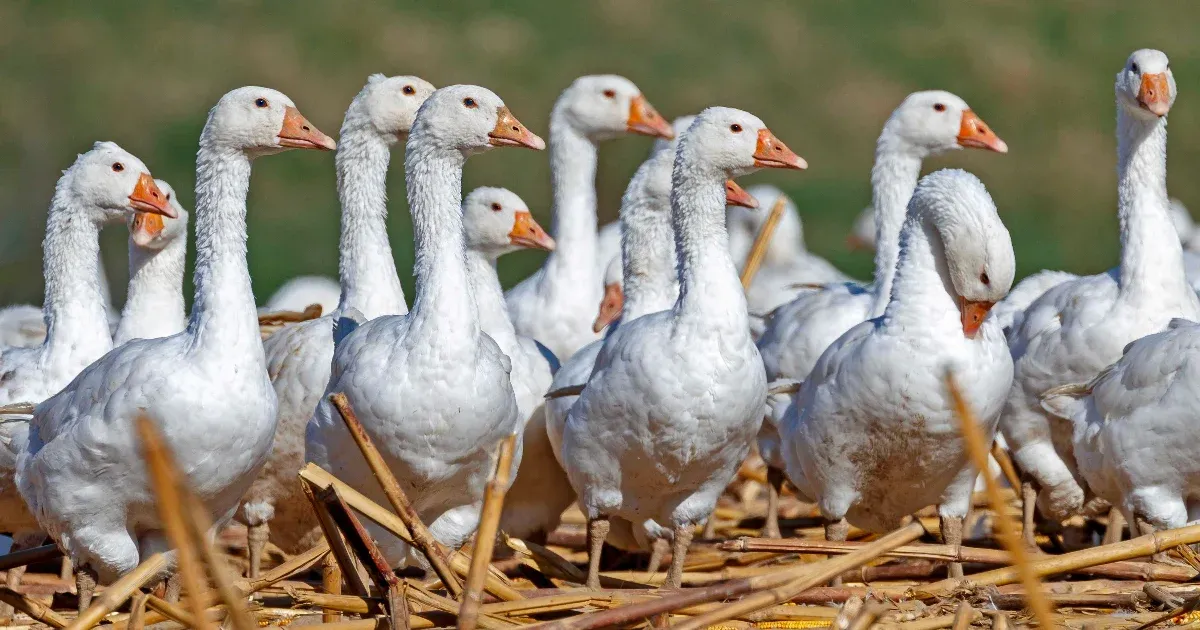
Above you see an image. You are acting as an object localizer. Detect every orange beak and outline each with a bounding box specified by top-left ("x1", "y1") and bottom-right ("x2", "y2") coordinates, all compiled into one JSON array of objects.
[
  {"x1": 489, "y1": 106, "x2": 546, "y2": 150},
  {"x1": 130, "y1": 212, "x2": 166, "y2": 248},
  {"x1": 627, "y1": 95, "x2": 674, "y2": 139},
  {"x1": 754, "y1": 128, "x2": 807, "y2": 170},
  {"x1": 960, "y1": 297, "x2": 995, "y2": 339},
  {"x1": 509, "y1": 211, "x2": 556, "y2": 252},
  {"x1": 1138, "y1": 72, "x2": 1172, "y2": 117},
  {"x1": 592, "y1": 282, "x2": 625, "y2": 333},
  {"x1": 957, "y1": 110, "x2": 1008, "y2": 153},
  {"x1": 129, "y1": 173, "x2": 176, "y2": 218},
  {"x1": 725, "y1": 180, "x2": 758, "y2": 209},
  {"x1": 278, "y1": 106, "x2": 337, "y2": 151}
]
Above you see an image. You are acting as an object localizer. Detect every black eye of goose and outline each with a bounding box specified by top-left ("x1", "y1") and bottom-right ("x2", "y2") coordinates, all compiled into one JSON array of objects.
[
  {"x1": 730, "y1": 124, "x2": 742, "y2": 133},
  {"x1": 980, "y1": 272, "x2": 990, "y2": 285},
  {"x1": 1131, "y1": 62, "x2": 1140, "y2": 74},
  {"x1": 463, "y1": 97, "x2": 477, "y2": 108},
  {"x1": 111, "y1": 163, "x2": 124, "y2": 172},
  {"x1": 603, "y1": 89, "x2": 616, "y2": 99},
  {"x1": 933, "y1": 103, "x2": 946, "y2": 112},
  {"x1": 403, "y1": 85, "x2": 416, "y2": 95},
  {"x1": 255, "y1": 98, "x2": 269, "y2": 108},
  {"x1": 491, "y1": 202, "x2": 502, "y2": 212}
]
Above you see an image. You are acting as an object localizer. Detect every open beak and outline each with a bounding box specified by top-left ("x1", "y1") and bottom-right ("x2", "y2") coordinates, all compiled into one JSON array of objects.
[
  {"x1": 1138, "y1": 72, "x2": 1172, "y2": 117},
  {"x1": 957, "y1": 110, "x2": 1008, "y2": 153},
  {"x1": 129, "y1": 173, "x2": 176, "y2": 218},
  {"x1": 754, "y1": 128, "x2": 807, "y2": 170},
  {"x1": 627, "y1": 95, "x2": 674, "y2": 139},
  {"x1": 725, "y1": 180, "x2": 758, "y2": 209},
  {"x1": 278, "y1": 106, "x2": 337, "y2": 151},
  {"x1": 489, "y1": 106, "x2": 546, "y2": 150},
  {"x1": 509, "y1": 211, "x2": 556, "y2": 252},
  {"x1": 130, "y1": 212, "x2": 166, "y2": 248},
  {"x1": 592, "y1": 282, "x2": 625, "y2": 333},
  {"x1": 960, "y1": 297, "x2": 995, "y2": 339}
]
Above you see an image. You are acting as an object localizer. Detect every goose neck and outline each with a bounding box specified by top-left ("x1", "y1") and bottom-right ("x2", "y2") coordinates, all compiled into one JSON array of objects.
[
  {"x1": 114, "y1": 236, "x2": 187, "y2": 345},
  {"x1": 882, "y1": 214, "x2": 961, "y2": 335},
  {"x1": 1115, "y1": 109, "x2": 1190, "y2": 301},
  {"x1": 867, "y1": 138, "x2": 923, "y2": 317},
  {"x1": 672, "y1": 166, "x2": 747, "y2": 326},
  {"x1": 620, "y1": 173, "x2": 678, "y2": 320},
  {"x1": 186, "y1": 144, "x2": 261, "y2": 356},
  {"x1": 466, "y1": 249, "x2": 517, "y2": 354},
  {"x1": 335, "y1": 126, "x2": 407, "y2": 319},
  {"x1": 40, "y1": 190, "x2": 112, "y2": 361},
  {"x1": 542, "y1": 110, "x2": 600, "y2": 285}
]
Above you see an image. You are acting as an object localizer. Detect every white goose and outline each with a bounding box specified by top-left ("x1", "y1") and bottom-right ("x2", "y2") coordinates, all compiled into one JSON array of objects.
[
  {"x1": 753, "y1": 91, "x2": 1006, "y2": 537},
  {"x1": 592, "y1": 255, "x2": 624, "y2": 334},
  {"x1": 15, "y1": 88, "x2": 335, "y2": 605},
  {"x1": 113, "y1": 180, "x2": 189, "y2": 345},
  {"x1": 505, "y1": 75, "x2": 673, "y2": 361},
  {"x1": 243, "y1": 74, "x2": 435, "y2": 576},
  {"x1": 780, "y1": 169, "x2": 1015, "y2": 578},
  {"x1": 1002, "y1": 49, "x2": 1200, "y2": 530},
  {"x1": 306, "y1": 85, "x2": 545, "y2": 566},
  {"x1": 263, "y1": 276, "x2": 341, "y2": 316},
  {"x1": 562, "y1": 107, "x2": 805, "y2": 589}
]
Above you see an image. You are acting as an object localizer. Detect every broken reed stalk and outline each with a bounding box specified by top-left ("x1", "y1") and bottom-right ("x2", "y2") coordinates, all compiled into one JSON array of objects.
[
  {"x1": 257, "y1": 303, "x2": 323, "y2": 326},
  {"x1": 944, "y1": 372, "x2": 1055, "y2": 629},
  {"x1": 458, "y1": 434, "x2": 517, "y2": 630},
  {"x1": 65, "y1": 553, "x2": 169, "y2": 630},
  {"x1": 144, "y1": 594, "x2": 196, "y2": 627},
  {"x1": 989, "y1": 441, "x2": 1022, "y2": 491},
  {"x1": 0, "y1": 586, "x2": 69, "y2": 628},
  {"x1": 329, "y1": 392, "x2": 463, "y2": 598},
  {"x1": 182, "y1": 490, "x2": 256, "y2": 630},
  {"x1": 0, "y1": 544, "x2": 63, "y2": 572},
  {"x1": 302, "y1": 480, "x2": 371, "y2": 597},
  {"x1": 740, "y1": 195, "x2": 789, "y2": 289},
  {"x1": 234, "y1": 541, "x2": 330, "y2": 596}
]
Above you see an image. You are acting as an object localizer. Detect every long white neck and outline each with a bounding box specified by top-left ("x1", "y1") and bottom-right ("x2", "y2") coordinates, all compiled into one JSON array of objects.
[
  {"x1": 671, "y1": 161, "x2": 748, "y2": 328},
  {"x1": 882, "y1": 214, "x2": 961, "y2": 335},
  {"x1": 405, "y1": 140, "x2": 476, "y2": 337},
  {"x1": 114, "y1": 235, "x2": 187, "y2": 345},
  {"x1": 96, "y1": 249, "x2": 117, "y2": 322},
  {"x1": 186, "y1": 144, "x2": 261, "y2": 358},
  {"x1": 40, "y1": 189, "x2": 113, "y2": 364},
  {"x1": 621, "y1": 155, "x2": 678, "y2": 320},
  {"x1": 867, "y1": 133, "x2": 924, "y2": 318},
  {"x1": 1115, "y1": 106, "x2": 1191, "y2": 303},
  {"x1": 467, "y1": 250, "x2": 517, "y2": 355},
  {"x1": 335, "y1": 125, "x2": 407, "y2": 319},
  {"x1": 542, "y1": 109, "x2": 599, "y2": 289}
]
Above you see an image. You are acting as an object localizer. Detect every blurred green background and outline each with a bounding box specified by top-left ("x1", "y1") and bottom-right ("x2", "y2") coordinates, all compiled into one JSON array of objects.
[{"x1": 2, "y1": 1, "x2": 1198, "y2": 305}]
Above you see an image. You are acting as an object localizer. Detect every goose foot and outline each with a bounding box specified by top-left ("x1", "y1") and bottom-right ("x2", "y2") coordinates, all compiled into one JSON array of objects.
[
  {"x1": 646, "y1": 537, "x2": 669, "y2": 575},
  {"x1": 247, "y1": 522, "x2": 269, "y2": 578},
  {"x1": 763, "y1": 466, "x2": 784, "y2": 539},
  {"x1": 825, "y1": 518, "x2": 849, "y2": 586},
  {"x1": 940, "y1": 514, "x2": 965, "y2": 579},
  {"x1": 663, "y1": 524, "x2": 694, "y2": 590},
  {"x1": 585, "y1": 516, "x2": 610, "y2": 590},
  {"x1": 76, "y1": 565, "x2": 98, "y2": 614}
]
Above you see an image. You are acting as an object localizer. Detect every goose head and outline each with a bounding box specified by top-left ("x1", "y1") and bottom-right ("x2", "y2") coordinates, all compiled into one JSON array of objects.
[
  {"x1": 680, "y1": 107, "x2": 805, "y2": 180},
  {"x1": 884, "y1": 91, "x2": 1007, "y2": 156},
  {"x1": 1117, "y1": 49, "x2": 1174, "y2": 119},
  {"x1": 910, "y1": 169, "x2": 1014, "y2": 338},
  {"x1": 557, "y1": 75, "x2": 673, "y2": 141},
  {"x1": 463, "y1": 186, "x2": 555, "y2": 259},
  {"x1": 129, "y1": 179, "x2": 189, "y2": 249},
  {"x1": 593, "y1": 256, "x2": 624, "y2": 333},
  {"x1": 412, "y1": 85, "x2": 545, "y2": 156},
  {"x1": 204, "y1": 86, "x2": 336, "y2": 157},
  {"x1": 63, "y1": 141, "x2": 174, "y2": 223},
  {"x1": 344, "y1": 74, "x2": 437, "y2": 143}
]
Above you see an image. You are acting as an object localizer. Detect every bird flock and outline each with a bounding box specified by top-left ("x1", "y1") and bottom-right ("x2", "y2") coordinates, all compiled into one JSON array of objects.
[{"x1": 0, "y1": 47, "x2": 1198, "y2": 609}]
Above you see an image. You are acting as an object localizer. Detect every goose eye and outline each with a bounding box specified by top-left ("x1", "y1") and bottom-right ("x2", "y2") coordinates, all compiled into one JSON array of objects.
[
  {"x1": 933, "y1": 103, "x2": 946, "y2": 112},
  {"x1": 730, "y1": 124, "x2": 742, "y2": 133},
  {"x1": 463, "y1": 97, "x2": 477, "y2": 109},
  {"x1": 980, "y1": 272, "x2": 990, "y2": 285},
  {"x1": 491, "y1": 202, "x2": 502, "y2": 212},
  {"x1": 1131, "y1": 62, "x2": 1140, "y2": 74},
  {"x1": 403, "y1": 85, "x2": 416, "y2": 95},
  {"x1": 603, "y1": 89, "x2": 616, "y2": 99},
  {"x1": 255, "y1": 98, "x2": 269, "y2": 108},
  {"x1": 111, "y1": 162, "x2": 124, "y2": 172}
]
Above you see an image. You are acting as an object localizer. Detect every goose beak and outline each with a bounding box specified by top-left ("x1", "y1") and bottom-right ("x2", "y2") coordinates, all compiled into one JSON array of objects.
[
  {"x1": 509, "y1": 211, "x2": 556, "y2": 252},
  {"x1": 845, "y1": 233, "x2": 869, "y2": 251},
  {"x1": 1138, "y1": 73, "x2": 1172, "y2": 117},
  {"x1": 725, "y1": 180, "x2": 758, "y2": 209},
  {"x1": 130, "y1": 212, "x2": 165, "y2": 248},
  {"x1": 960, "y1": 297, "x2": 995, "y2": 339},
  {"x1": 957, "y1": 110, "x2": 1008, "y2": 153},
  {"x1": 754, "y1": 129, "x2": 807, "y2": 170},
  {"x1": 129, "y1": 173, "x2": 176, "y2": 218},
  {"x1": 489, "y1": 107, "x2": 545, "y2": 150},
  {"x1": 278, "y1": 106, "x2": 337, "y2": 151},
  {"x1": 627, "y1": 95, "x2": 674, "y2": 139},
  {"x1": 593, "y1": 282, "x2": 624, "y2": 333}
]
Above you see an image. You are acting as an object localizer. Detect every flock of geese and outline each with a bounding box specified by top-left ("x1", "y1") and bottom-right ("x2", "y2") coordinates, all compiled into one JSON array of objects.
[{"x1": 0, "y1": 46, "x2": 1198, "y2": 608}]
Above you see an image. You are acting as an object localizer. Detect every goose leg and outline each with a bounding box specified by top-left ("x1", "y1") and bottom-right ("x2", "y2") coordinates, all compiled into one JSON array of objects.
[
  {"x1": 585, "y1": 517, "x2": 610, "y2": 590},
  {"x1": 76, "y1": 565, "x2": 98, "y2": 613},
  {"x1": 60, "y1": 556, "x2": 74, "y2": 582},
  {"x1": 664, "y1": 524, "x2": 693, "y2": 590},
  {"x1": 247, "y1": 522, "x2": 269, "y2": 578},
  {"x1": 701, "y1": 515, "x2": 717, "y2": 539},
  {"x1": 646, "y1": 537, "x2": 669, "y2": 575},
  {"x1": 940, "y1": 514, "x2": 965, "y2": 579},
  {"x1": 1103, "y1": 508, "x2": 1126, "y2": 545},
  {"x1": 763, "y1": 466, "x2": 784, "y2": 539},
  {"x1": 825, "y1": 518, "x2": 849, "y2": 587},
  {"x1": 1021, "y1": 479, "x2": 1039, "y2": 550}
]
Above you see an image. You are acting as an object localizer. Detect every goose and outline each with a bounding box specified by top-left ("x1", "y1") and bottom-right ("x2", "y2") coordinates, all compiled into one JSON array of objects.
[
  {"x1": 1040, "y1": 318, "x2": 1200, "y2": 539},
  {"x1": 845, "y1": 206, "x2": 876, "y2": 251},
  {"x1": 241, "y1": 74, "x2": 435, "y2": 576},
  {"x1": 113, "y1": 180, "x2": 189, "y2": 345},
  {"x1": 0, "y1": 307, "x2": 47, "y2": 349},
  {"x1": 780, "y1": 169, "x2": 1015, "y2": 579},
  {"x1": 505, "y1": 75, "x2": 673, "y2": 361},
  {"x1": 592, "y1": 255, "x2": 624, "y2": 334},
  {"x1": 1002, "y1": 50, "x2": 1200, "y2": 534},
  {"x1": 562, "y1": 107, "x2": 805, "y2": 589},
  {"x1": 306, "y1": 85, "x2": 545, "y2": 566},
  {"x1": 15, "y1": 88, "x2": 335, "y2": 607},
  {"x1": 753, "y1": 91, "x2": 1006, "y2": 537},
  {"x1": 263, "y1": 276, "x2": 341, "y2": 316}
]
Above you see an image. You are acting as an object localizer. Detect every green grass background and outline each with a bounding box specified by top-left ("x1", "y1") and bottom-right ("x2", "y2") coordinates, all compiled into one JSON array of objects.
[{"x1": 2, "y1": 1, "x2": 1198, "y2": 304}]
